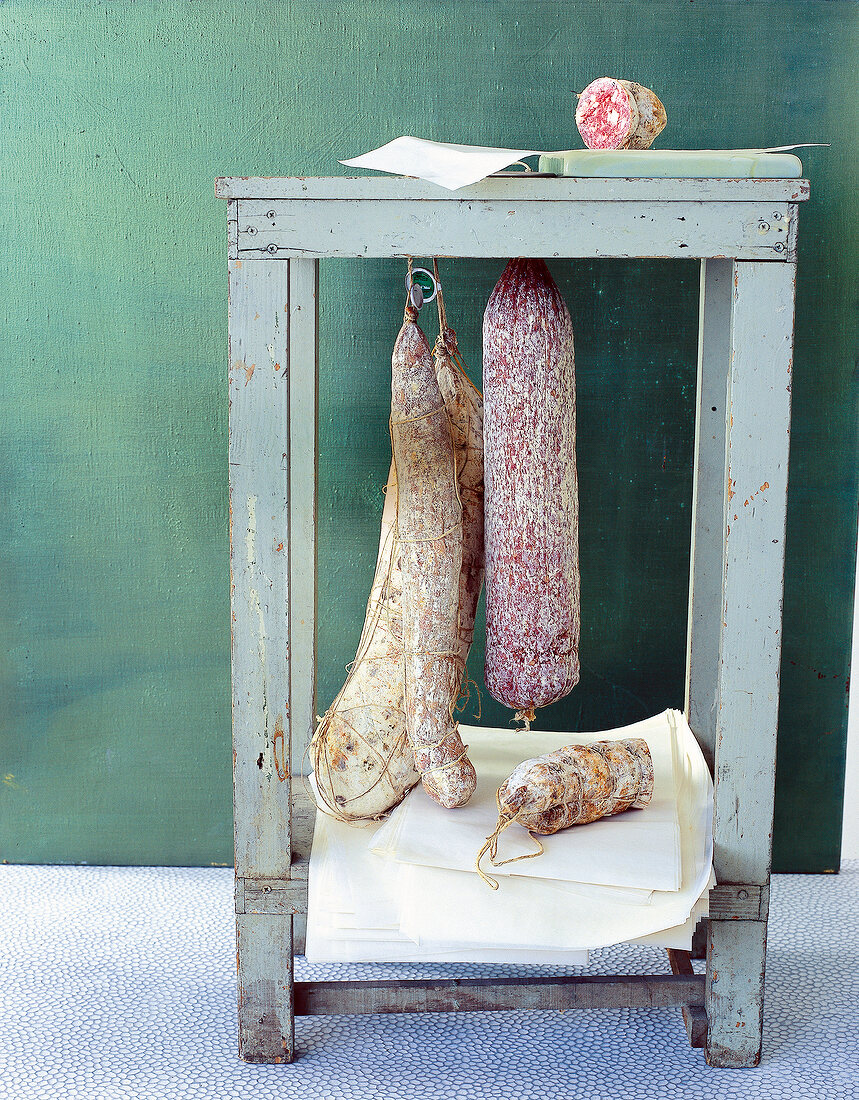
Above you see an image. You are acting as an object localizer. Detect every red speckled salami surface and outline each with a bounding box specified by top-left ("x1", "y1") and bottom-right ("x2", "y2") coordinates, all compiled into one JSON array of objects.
[
  {"x1": 575, "y1": 76, "x2": 637, "y2": 150},
  {"x1": 482, "y1": 259, "x2": 580, "y2": 718}
]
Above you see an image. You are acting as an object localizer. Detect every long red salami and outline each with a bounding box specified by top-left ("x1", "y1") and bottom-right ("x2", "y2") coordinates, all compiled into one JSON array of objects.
[{"x1": 482, "y1": 259, "x2": 580, "y2": 724}]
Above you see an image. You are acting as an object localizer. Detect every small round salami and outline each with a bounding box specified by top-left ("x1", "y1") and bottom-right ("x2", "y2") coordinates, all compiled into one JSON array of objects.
[{"x1": 575, "y1": 76, "x2": 639, "y2": 150}]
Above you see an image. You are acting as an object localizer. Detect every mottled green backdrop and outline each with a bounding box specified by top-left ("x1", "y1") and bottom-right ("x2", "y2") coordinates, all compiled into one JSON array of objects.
[{"x1": 1, "y1": 1, "x2": 855, "y2": 869}]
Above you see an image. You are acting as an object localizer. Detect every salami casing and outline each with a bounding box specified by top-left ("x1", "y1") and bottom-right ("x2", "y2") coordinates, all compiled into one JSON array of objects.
[
  {"x1": 618, "y1": 80, "x2": 667, "y2": 149},
  {"x1": 483, "y1": 259, "x2": 580, "y2": 722},
  {"x1": 391, "y1": 304, "x2": 477, "y2": 809},
  {"x1": 433, "y1": 323, "x2": 485, "y2": 683},
  {"x1": 312, "y1": 295, "x2": 484, "y2": 821},
  {"x1": 310, "y1": 457, "x2": 419, "y2": 822},
  {"x1": 477, "y1": 738, "x2": 654, "y2": 887}
]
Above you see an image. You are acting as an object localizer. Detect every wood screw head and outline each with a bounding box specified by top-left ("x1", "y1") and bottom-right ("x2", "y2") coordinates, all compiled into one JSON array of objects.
[
  {"x1": 738, "y1": 889, "x2": 749, "y2": 899},
  {"x1": 267, "y1": 243, "x2": 278, "y2": 254},
  {"x1": 773, "y1": 242, "x2": 784, "y2": 252},
  {"x1": 266, "y1": 210, "x2": 276, "y2": 219},
  {"x1": 246, "y1": 225, "x2": 257, "y2": 235},
  {"x1": 759, "y1": 221, "x2": 770, "y2": 231}
]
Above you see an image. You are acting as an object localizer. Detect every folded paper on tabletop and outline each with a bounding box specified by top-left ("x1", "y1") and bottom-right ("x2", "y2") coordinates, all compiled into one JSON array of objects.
[
  {"x1": 305, "y1": 812, "x2": 590, "y2": 964},
  {"x1": 341, "y1": 136, "x2": 822, "y2": 190},
  {"x1": 340, "y1": 136, "x2": 542, "y2": 190},
  {"x1": 371, "y1": 710, "x2": 682, "y2": 891}
]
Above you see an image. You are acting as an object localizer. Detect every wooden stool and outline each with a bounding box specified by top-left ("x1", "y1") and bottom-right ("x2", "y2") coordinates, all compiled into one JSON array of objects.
[{"x1": 217, "y1": 175, "x2": 808, "y2": 1067}]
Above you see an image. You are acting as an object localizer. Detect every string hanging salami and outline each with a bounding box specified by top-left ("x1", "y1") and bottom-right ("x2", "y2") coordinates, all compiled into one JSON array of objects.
[
  {"x1": 482, "y1": 258, "x2": 580, "y2": 726},
  {"x1": 391, "y1": 269, "x2": 478, "y2": 809},
  {"x1": 476, "y1": 738, "x2": 654, "y2": 888},
  {"x1": 310, "y1": 260, "x2": 483, "y2": 821}
]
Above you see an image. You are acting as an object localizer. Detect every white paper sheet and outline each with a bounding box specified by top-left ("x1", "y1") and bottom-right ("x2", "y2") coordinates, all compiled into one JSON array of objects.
[
  {"x1": 341, "y1": 136, "x2": 542, "y2": 191},
  {"x1": 371, "y1": 711, "x2": 681, "y2": 891},
  {"x1": 341, "y1": 136, "x2": 824, "y2": 190},
  {"x1": 305, "y1": 710, "x2": 713, "y2": 961},
  {"x1": 395, "y1": 714, "x2": 713, "y2": 952},
  {"x1": 305, "y1": 813, "x2": 590, "y2": 963}
]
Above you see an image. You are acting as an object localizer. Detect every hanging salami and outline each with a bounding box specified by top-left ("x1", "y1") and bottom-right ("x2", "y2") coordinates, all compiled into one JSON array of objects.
[
  {"x1": 391, "y1": 302, "x2": 478, "y2": 809},
  {"x1": 482, "y1": 258, "x2": 580, "y2": 725}
]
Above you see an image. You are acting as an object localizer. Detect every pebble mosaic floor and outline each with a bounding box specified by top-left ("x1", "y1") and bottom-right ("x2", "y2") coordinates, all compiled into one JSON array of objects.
[{"x1": 1, "y1": 862, "x2": 857, "y2": 1100}]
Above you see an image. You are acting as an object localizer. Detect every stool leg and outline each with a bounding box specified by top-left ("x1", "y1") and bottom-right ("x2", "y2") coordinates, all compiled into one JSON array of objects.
[
  {"x1": 706, "y1": 919, "x2": 768, "y2": 1067},
  {"x1": 229, "y1": 251, "x2": 296, "y2": 1061},
  {"x1": 237, "y1": 914, "x2": 295, "y2": 1063},
  {"x1": 702, "y1": 258, "x2": 796, "y2": 1067}
]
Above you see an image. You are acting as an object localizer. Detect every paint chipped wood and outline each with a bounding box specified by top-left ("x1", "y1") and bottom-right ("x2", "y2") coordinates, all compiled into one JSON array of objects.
[
  {"x1": 215, "y1": 176, "x2": 810, "y2": 203},
  {"x1": 236, "y1": 913, "x2": 295, "y2": 1062},
  {"x1": 294, "y1": 973, "x2": 704, "y2": 1016},
  {"x1": 287, "y1": 259, "x2": 319, "y2": 775},
  {"x1": 235, "y1": 197, "x2": 794, "y2": 261},
  {"x1": 706, "y1": 919, "x2": 767, "y2": 1068},
  {"x1": 221, "y1": 178, "x2": 803, "y2": 1067},
  {"x1": 229, "y1": 256, "x2": 295, "y2": 1063},
  {"x1": 685, "y1": 258, "x2": 733, "y2": 770}
]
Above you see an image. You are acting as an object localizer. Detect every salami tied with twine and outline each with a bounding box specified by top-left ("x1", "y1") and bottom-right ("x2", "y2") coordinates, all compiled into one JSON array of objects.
[
  {"x1": 391, "y1": 267, "x2": 478, "y2": 809},
  {"x1": 310, "y1": 261, "x2": 483, "y2": 821},
  {"x1": 476, "y1": 738, "x2": 654, "y2": 888}
]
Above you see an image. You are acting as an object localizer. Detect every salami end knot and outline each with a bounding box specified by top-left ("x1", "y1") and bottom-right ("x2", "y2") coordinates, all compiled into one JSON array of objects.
[
  {"x1": 514, "y1": 708, "x2": 536, "y2": 731},
  {"x1": 475, "y1": 789, "x2": 546, "y2": 889}
]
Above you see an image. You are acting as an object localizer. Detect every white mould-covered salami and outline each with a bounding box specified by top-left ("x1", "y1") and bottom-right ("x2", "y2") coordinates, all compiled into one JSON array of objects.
[
  {"x1": 477, "y1": 738, "x2": 654, "y2": 887},
  {"x1": 619, "y1": 80, "x2": 667, "y2": 150},
  {"x1": 391, "y1": 304, "x2": 477, "y2": 809},
  {"x1": 483, "y1": 258, "x2": 580, "y2": 723},
  {"x1": 433, "y1": 324, "x2": 485, "y2": 684},
  {"x1": 311, "y1": 298, "x2": 484, "y2": 822}
]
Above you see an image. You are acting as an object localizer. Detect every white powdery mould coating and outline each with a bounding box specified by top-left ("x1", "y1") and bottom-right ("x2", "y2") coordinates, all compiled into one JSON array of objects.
[
  {"x1": 391, "y1": 308, "x2": 477, "y2": 809},
  {"x1": 483, "y1": 259, "x2": 581, "y2": 717}
]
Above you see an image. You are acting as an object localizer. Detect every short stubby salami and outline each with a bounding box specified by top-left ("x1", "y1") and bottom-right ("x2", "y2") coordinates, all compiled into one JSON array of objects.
[
  {"x1": 575, "y1": 76, "x2": 639, "y2": 150},
  {"x1": 476, "y1": 738, "x2": 654, "y2": 887},
  {"x1": 483, "y1": 259, "x2": 580, "y2": 722}
]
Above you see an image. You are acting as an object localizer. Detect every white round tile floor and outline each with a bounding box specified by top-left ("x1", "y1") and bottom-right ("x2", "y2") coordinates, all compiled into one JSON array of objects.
[{"x1": 1, "y1": 862, "x2": 856, "y2": 1100}]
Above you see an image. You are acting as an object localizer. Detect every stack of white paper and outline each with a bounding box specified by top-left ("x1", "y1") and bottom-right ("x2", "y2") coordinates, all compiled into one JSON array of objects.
[{"x1": 305, "y1": 709, "x2": 713, "y2": 963}]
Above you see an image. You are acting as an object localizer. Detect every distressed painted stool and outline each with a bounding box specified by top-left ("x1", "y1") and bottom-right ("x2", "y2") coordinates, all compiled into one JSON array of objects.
[{"x1": 216, "y1": 174, "x2": 808, "y2": 1067}]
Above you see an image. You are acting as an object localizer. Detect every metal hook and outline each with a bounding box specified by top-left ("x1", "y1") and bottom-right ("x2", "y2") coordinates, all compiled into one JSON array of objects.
[{"x1": 405, "y1": 266, "x2": 438, "y2": 310}]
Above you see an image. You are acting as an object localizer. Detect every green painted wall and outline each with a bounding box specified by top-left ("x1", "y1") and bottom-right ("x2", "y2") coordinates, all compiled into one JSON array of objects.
[{"x1": 0, "y1": 1, "x2": 855, "y2": 870}]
